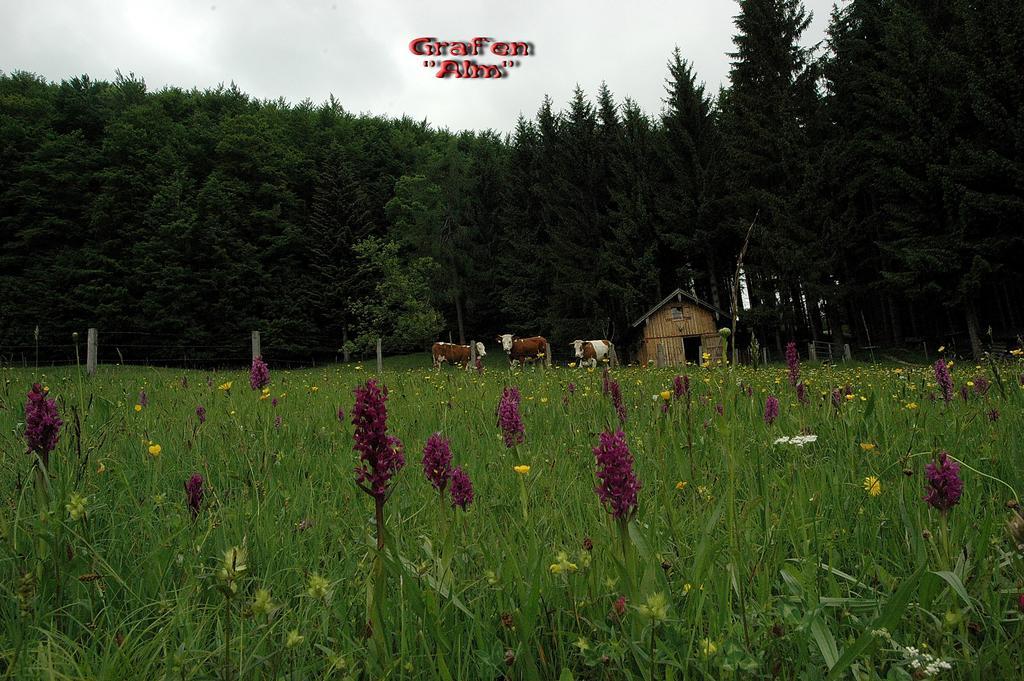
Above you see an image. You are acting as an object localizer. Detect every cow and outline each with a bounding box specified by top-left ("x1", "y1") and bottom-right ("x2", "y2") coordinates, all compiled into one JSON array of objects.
[
  {"x1": 497, "y1": 334, "x2": 548, "y2": 367},
  {"x1": 571, "y1": 339, "x2": 613, "y2": 368},
  {"x1": 432, "y1": 341, "x2": 486, "y2": 370}
]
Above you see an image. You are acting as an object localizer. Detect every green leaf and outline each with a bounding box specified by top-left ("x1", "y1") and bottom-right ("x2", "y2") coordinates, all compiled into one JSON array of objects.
[
  {"x1": 826, "y1": 566, "x2": 925, "y2": 681},
  {"x1": 810, "y1": 614, "x2": 840, "y2": 670},
  {"x1": 930, "y1": 570, "x2": 976, "y2": 612}
]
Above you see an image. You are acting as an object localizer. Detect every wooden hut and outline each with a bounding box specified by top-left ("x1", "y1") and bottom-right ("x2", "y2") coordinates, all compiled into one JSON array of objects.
[{"x1": 631, "y1": 289, "x2": 729, "y2": 366}]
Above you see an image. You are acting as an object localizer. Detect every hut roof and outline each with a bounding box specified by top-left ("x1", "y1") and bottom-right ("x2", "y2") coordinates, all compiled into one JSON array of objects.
[{"x1": 631, "y1": 288, "x2": 729, "y2": 328}]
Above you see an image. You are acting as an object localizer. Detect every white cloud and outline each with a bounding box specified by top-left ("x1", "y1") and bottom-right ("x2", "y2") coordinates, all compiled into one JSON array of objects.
[{"x1": 0, "y1": 0, "x2": 837, "y2": 132}]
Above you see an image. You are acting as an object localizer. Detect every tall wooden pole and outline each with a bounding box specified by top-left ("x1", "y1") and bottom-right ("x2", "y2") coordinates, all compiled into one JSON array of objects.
[{"x1": 86, "y1": 328, "x2": 98, "y2": 375}]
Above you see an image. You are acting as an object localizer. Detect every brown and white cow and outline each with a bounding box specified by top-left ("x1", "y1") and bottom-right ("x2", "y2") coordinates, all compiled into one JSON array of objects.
[
  {"x1": 497, "y1": 334, "x2": 548, "y2": 367},
  {"x1": 571, "y1": 339, "x2": 613, "y2": 368},
  {"x1": 432, "y1": 341, "x2": 486, "y2": 370}
]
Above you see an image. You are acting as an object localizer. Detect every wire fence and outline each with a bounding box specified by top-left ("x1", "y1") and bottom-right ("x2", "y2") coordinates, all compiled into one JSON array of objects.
[{"x1": 0, "y1": 328, "x2": 361, "y2": 370}]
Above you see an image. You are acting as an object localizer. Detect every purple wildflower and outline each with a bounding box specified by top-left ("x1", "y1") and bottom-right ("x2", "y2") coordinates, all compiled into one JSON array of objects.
[
  {"x1": 934, "y1": 359, "x2": 953, "y2": 403},
  {"x1": 422, "y1": 432, "x2": 453, "y2": 492},
  {"x1": 449, "y1": 466, "x2": 474, "y2": 510},
  {"x1": 960, "y1": 385, "x2": 969, "y2": 402},
  {"x1": 715, "y1": 402, "x2": 724, "y2": 416},
  {"x1": 567, "y1": 382, "x2": 576, "y2": 395},
  {"x1": 250, "y1": 355, "x2": 270, "y2": 391},
  {"x1": 195, "y1": 405, "x2": 206, "y2": 424},
  {"x1": 796, "y1": 382, "x2": 808, "y2": 405},
  {"x1": 497, "y1": 387, "x2": 525, "y2": 448},
  {"x1": 764, "y1": 395, "x2": 780, "y2": 425},
  {"x1": 271, "y1": 397, "x2": 278, "y2": 408},
  {"x1": 973, "y1": 377, "x2": 990, "y2": 396},
  {"x1": 138, "y1": 389, "x2": 148, "y2": 407},
  {"x1": 337, "y1": 407, "x2": 346, "y2": 423},
  {"x1": 184, "y1": 473, "x2": 203, "y2": 519},
  {"x1": 831, "y1": 389, "x2": 842, "y2": 410},
  {"x1": 923, "y1": 451, "x2": 963, "y2": 512},
  {"x1": 24, "y1": 384, "x2": 62, "y2": 466},
  {"x1": 786, "y1": 342, "x2": 800, "y2": 387},
  {"x1": 274, "y1": 415, "x2": 282, "y2": 430},
  {"x1": 592, "y1": 430, "x2": 641, "y2": 520},
  {"x1": 673, "y1": 375, "x2": 690, "y2": 399},
  {"x1": 352, "y1": 380, "x2": 405, "y2": 498},
  {"x1": 609, "y1": 379, "x2": 627, "y2": 424}
]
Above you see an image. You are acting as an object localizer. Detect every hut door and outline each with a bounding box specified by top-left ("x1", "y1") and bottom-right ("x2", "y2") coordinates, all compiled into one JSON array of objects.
[{"x1": 682, "y1": 336, "x2": 700, "y2": 364}]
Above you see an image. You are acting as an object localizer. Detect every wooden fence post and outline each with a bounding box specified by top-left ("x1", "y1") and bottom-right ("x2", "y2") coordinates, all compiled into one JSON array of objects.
[
  {"x1": 656, "y1": 342, "x2": 667, "y2": 368},
  {"x1": 544, "y1": 342, "x2": 552, "y2": 368},
  {"x1": 808, "y1": 342, "x2": 817, "y2": 362},
  {"x1": 376, "y1": 338, "x2": 383, "y2": 373},
  {"x1": 609, "y1": 344, "x2": 619, "y2": 368},
  {"x1": 469, "y1": 339, "x2": 477, "y2": 372},
  {"x1": 87, "y1": 328, "x2": 98, "y2": 375},
  {"x1": 251, "y1": 330, "x2": 261, "y2": 359},
  {"x1": 843, "y1": 344, "x2": 852, "y2": 362}
]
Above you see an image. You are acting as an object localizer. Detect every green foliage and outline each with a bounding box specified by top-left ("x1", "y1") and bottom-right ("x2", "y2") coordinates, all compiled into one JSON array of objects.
[
  {"x1": 2, "y1": 0, "x2": 1023, "y2": 363},
  {"x1": 347, "y1": 237, "x2": 443, "y2": 355}
]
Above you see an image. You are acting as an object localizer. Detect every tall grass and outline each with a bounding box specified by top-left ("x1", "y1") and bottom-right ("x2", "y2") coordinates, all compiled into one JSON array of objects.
[{"x1": 1, "y1": 357, "x2": 1022, "y2": 679}]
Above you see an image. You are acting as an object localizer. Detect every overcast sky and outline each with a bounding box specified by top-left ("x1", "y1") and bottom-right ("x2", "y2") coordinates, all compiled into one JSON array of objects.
[{"x1": 1, "y1": 0, "x2": 839, "y2": 133}]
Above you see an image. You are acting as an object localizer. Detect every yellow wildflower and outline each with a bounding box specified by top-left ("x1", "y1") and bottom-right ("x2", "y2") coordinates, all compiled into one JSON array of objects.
[
  {"x1": 306, "y1": 574, "x2": 332, "y2": 601},
  {"x1": 675, "y1": 480, "x2": 688, "y2": 491},
  {"x1": 251, "y1": 588, "x2": 275, "y2": 616},
  {"x1": 134, "y1": 404, "x2": 142, "y2": 412},
  {"x1": 65, "y1": 492, "x2": 88, "y2": 521},
  {"x1": 660, "y1": 390, "x2": 671, "y2": 401},
  {"x1": 863, "y1": 476, "x2": 882, "y2": 497},
  {"x1": 148, "y1": 443, "x2": 162, "y2": 457},
  {"x1": 905, "y1": 402, "x2": 919, "y2": 410},
  {"x1": 513, "y1": 465, "x2": 530, "y2": 475},
  {"x1": 638, "y1": 592, "x2": 668, "y2": 621},
  {"x1": 218, "y1": 381, "x2": 233, "y2": 391},
  {"x1": 285, "y1": 630, "x2": 305, "y2": 648},
  {"x1": 549, "y1": 551, "x2": 578, "y2": 575},
  {"x1": 96, "y1": 462, "x2": 106, "y2": 474},
  {"x1": 218, "y1": 546, "x2": 247, "y2": 591},
  {"x1": 700, "y1": 638, "x2": 718, "y2": 657},
  {"x1": 859, "y1": 442, "x2": 876, "y2": 452}
]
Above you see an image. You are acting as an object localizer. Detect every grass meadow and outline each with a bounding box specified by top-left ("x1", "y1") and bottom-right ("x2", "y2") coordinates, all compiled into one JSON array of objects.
[{"x1": 1, "y1": 353, "x2": 1023, "y2": 680}]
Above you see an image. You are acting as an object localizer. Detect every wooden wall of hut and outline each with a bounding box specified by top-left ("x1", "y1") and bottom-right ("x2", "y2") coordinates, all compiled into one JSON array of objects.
[{"x1": 636, "y1": 302, "x2": 723, "y2": 366}]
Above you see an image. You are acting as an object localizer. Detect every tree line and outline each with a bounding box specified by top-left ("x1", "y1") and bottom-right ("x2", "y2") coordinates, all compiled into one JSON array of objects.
[{"x1": 1, "y1": 0, "x2": 1021, "y2": 365}]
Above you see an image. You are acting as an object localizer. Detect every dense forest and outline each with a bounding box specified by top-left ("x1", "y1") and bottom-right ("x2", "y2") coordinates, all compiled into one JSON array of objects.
[{"x1": 1, "y1": 0, "x2": 1022, "y2": 366}]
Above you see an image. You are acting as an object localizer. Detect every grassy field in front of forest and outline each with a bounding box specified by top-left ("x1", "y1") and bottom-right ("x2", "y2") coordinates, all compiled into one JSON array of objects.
[{"x1": 2, "y1": 354, "x2": 1024, "y2": 679}]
